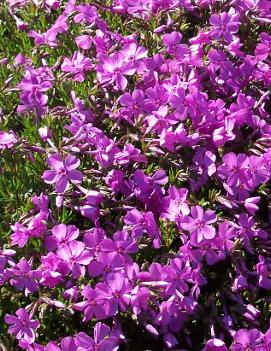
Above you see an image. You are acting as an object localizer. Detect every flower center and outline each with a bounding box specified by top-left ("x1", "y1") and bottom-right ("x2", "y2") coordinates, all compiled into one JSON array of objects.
[
  {"x1": 195, "y1": 220, "x2": 204, "y2": 228},
  {"x1": 117, "y1": 246, "x2": 124, "y2": 254},
  {"x1": 59, "y1": 167, "x2": 67, "y2": 175},
  {"x1": 113, "y1": 290, "x2": 120, "y2": 298}
]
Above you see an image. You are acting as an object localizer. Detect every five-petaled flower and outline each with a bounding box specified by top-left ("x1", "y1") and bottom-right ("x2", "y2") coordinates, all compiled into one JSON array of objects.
[
  {"x1": 42, "y1": 154, "x2": 83, "y2": 193},
  {"x1": 5, "y1": 308, "x2": 40, "y2": 344}
]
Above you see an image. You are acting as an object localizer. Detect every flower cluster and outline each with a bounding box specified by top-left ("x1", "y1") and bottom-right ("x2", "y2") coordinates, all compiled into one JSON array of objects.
[{"x1": 1, "y1": 0, "x2": 271, "y2": 350}]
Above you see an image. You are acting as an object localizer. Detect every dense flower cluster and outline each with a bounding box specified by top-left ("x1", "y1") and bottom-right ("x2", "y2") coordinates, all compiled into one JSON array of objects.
[{"x1": 1, "y1": 0, "x2": 271, "y2": 350}]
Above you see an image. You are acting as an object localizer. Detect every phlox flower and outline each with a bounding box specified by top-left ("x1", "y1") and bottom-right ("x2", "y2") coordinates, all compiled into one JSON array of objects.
[
  {"x1": 9, "y1": 259, "x2": 41, "y2": 296},
  {"x1": 74, "y1": 285, "x2": 107, "y2": 321},
  {"x1": 180, "y1": 205, "x2": 216, "y2": 241},
  {"x1": 42, "y1": 154, "x2": 83, "y2": 193},
  {"x1": 45, "y1": 224, "x2": 79, "y2": 251},
  {"x1": 95, "y1": 272, "x2": 131, "y2": 317},
  {"x1": 61, "y1": 52, "x2": 93, "y2": 82},
  {"x1": 209, "y1": 8, "x2": 240, "y2": 43},
  {"x1": 56, "y1": 241, "x2": 92, "y2": 279},
  {"x1": 217, "y1": 153, "x2": 249, "y2": 187},
  {"x1": 5, "y1": 309, "x2": 40, "y2": 344},
  {"x1": 76, "y1": 322, "x2": 119, "y2": 351},
  {"x1": 0, "y1": 130, "x2": 17, "y2": 149},
  {"x1": 231, "y1": 329, "x2": 263, "y2": 351},
  {"x1": 98, "y1": 52, "x2": 136, "y2": 90}
]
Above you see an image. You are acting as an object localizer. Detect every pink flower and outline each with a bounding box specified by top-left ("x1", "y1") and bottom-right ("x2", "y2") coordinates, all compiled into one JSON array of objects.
[
  {"x1": 61, "y1": 52, "x2": 92, "y2": 82},
  {"x1": 56, "y1": 241, "x2": 92, "y2": 279},
  {"x1": 45, "y1": 224, "x2": 79, "y2": 251},
  {"x1": 217, "y1": 153, "x2": 249, "y2": 187},
  {"x1": 95, "y1": 272, "x2": 131, "y2": 317},
  {"x1": 180, "y1": 205, "x2": 217, "y2": 242},
  {"x1": 9, "y1": 259, "x2": 41, "y2": 296},
  {"x1": 5, "y1": 308, "x2": 40, "y2": 344},
  {"x1": 76, "y1": 322, "x2": 119, "y2": 351},
  {"x1": 75, "y1": 35, "x2": 92, "y2": 50},
  {"x1": 0, "y1": 131, "x2": 17, "y2": 149},
  {"x1": 42, "y1": 154, "x2": 83, "y2": 193},
  {"x1": 99, "y1": 52, "x2": 136, "y2": 90},
  {"x1": 161, "y1": 186, "x2": 190, "y2": 221},
  {"x1": 192, "y1": 148, "x2": 216, "y2": 177}
]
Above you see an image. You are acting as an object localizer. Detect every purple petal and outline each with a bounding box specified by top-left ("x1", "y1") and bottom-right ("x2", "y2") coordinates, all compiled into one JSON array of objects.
[
  {"x1": 68, "y1": 169, "x2": 83, "y2": 183},
  {"x1": 47, "y1": 154, "x2": 63, "y2": 170},
  {"x1": 94, "y1": 322, "x2": 110, "y2": 343},
  {"x1": 55, "y1": 176, "x2": 69, "y2": 193},
  {"x1": 42, "y1": 170, "x2": 58, "y2": 183},
  {"x1": 203, "y1": 225, "x2": 216, "y2": 240},
  {"x1": 180, "y1": 216, "x2": 195, "y2": 231},
  {"x1": 64, "y1": 155, "x2": 80, "y2": 171}
]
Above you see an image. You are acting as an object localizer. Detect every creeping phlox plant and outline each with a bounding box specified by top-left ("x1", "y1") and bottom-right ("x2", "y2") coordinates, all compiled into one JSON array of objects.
[{"x1": 1, "y1": 0, "x2": 271, "y2": 350}]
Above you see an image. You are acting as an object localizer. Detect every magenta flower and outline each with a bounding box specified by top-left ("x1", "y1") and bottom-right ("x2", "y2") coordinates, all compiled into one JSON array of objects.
[
  {"x1": 74, "y1": 190, "x2": 103, "y2": 223},
  {"x1": 247, "y1": 155, "x2": 269, "y2": 188},
  {"x1": 5, "y1": 308, "x2": 40, "y2": 344},
  {"x1": 40, "y1": 252, "x2": 62, "y2": 288},
  {"x1": 124, "y1": 209, "x2": 161, "y2": 248},
  {"x1": 99, "y1": 52, "x2": 136, "y2": 90},
  {"x1": 161, "y1": 186, "x2": 190, "y2": 221},
  {"x1": 74, "y1": 285, "x2": 106, "y2": 321},
  {"x1": 213, "y1": 118, "x2": 235, "y2": 148},
  {"x1": 45, "y1": 224, "x2": 79, "y2": 251},
  {"x1": 257, "y1": 256, "x2": 271, "y2": 290},
  {"x1": 255, "y1": 32, "x2": 271, "y2": 60},
  {"x1": 95, "y1": 272, "x2": 131, "y2": 317},
  {"x1": 122, "y1": 42, "x2": 148, "y2": 73},
  {"x1": 164, "y1": 258, "x2": 191, "y2": 295},
  {"x1": 203, "y1": 338, "x2": 228, "y2": 351},
  {"x1": 101, "y1": 231, "x2": 138, "y2": 265},
  {"x1": 46, "y1": 337, "x2": 77, "y2": 351},
  {"x1": 146, "y1": 106, "x2": 179, "y2": 133},
  {"x1": 11, "y1": 217, "x2": 46, "y2": 248},
  {"x1": 217, "y1": 153, "x2": 249, "y2": 187},
  {"x1": 76, "y1": 323, "x2": 119, "y2": 351},
  {"x1": 119, "y1": 89, "x2": 153, "y2": 120},
  {"x1": 42, "y1": 154, "x2": 83, "y2": 193},
  {"x1": 5, "y1": 1, "x2": 271, "y2": 349},
  {"x1": 56, "y1": 241, "x2": 92, "y2": 279},
  {"x1": 216, "y1": 221, "x2": 236, "y2": 254},
  {"x1": 76, "y1": 322, "x2": 119, "y2": 351},
  {"x1": 133, "y1": 169, "x2": 168, "y2": 201},
  {"x1": 162, "y1": 31, "x2": 189, "y2": 59},
  {"x1": 168, "y1": 87, "x2": 187, "y2": 120},
  {"x1": 192, "y1": 148, "x2": 216, "y2": 177},
  {"x1": 84, "y1": 228, "x2": 106, "y2": 277},
  {"x1": 74, "y1": 4, "x2": 98, "y2": 24},
  {"x1": 180, "y1": 205, "x2": 216, "y2": 241},
  {"x1": 75, "y1": 35, "x2": 92, "y2": 50},
  {"x1": 209, "y1": 9, "x2": 240, "y2": 43},
  {"x1": 115, "y1": 144, "x2": 147, "y2": 166},
  {"x1": 0, "y1": 130, "x2": 17, "y2": 149},
  {"x1": 17, "y1": 75, "x2": 52, "y2": 117},
  {"x1": 61, "y1": 52, "x2": 92, "y2": 82},
  {"x1": 19, "y1": 339, "x2": 45, "y2": 351},
  {"x1": 9, "y1": 259, "x2": 41, "y2": 296},
  {"x1": 10, "y1": 223, "x2": 31, "y2": 248},
  {"x1": 231, "y1": 329, "x2": 263, "y2": 351},
  {"x1": 163, "y1": 31, "x2": 182, "y2": 52}
]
